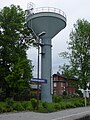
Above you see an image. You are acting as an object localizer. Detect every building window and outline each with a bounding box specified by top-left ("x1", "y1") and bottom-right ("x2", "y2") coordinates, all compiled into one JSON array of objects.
[
  {"x1": 53, "y1": 76, "x2": 59, "y2": 81},
  {"x1": 54, "y1": 77, "x2": 56, "y2": 81},
  {"x1": 54, "y1": 82, "x2": 57, "y2": 87},
  {"x1": 66, "y1": 82, "x2": 68, "y2": 87},
  {"x1": 54, "y1": 90, "x2": 56, "y2": 95},
  {"x1": 61, "y1": 82, "x2": 63, "y2": 87},
  {"x1": 61, "y1": 90, "x2": 64, "y2": 94}
]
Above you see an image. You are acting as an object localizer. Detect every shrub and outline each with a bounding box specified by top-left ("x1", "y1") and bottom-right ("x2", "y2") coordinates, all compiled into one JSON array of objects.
[
  {"x1": 60, "y1": 102, "x2": 66, "y2": 109},
  {"x1": 66, "y1": 102, "x2": 76, "y2": 108},
  {"x1": 0, "y1": 88, "x2": 6, "y2": 101},
  {"x1": 42, "y1": 102, "x2": 48, "y2": 109},
  {"x1": 25, "y1": 104, "x2": 33, "y2": 111},
  {"x1": 5, "y1": 98, "x2": 14, "y2": 107},
  {"x1": 0, "y1": 97, "x2": 87, "y2": 113},
  {"x1": 0, "y1": 102, "x2": 6, "y2": 113},
  {"x1": 87, "y1": 99, "x2": 90, "y2": 106},
  {"x1": 46, "y1": 103, "x2": 55, "y2": 112},
  {"x1": 38, "y1": 103, "x2": 47, "y2": 113},
  {"x1": 73, "y1": 99, "x2": 84, "y2": 107},
  {"x1": 75, "y1": 90, "x2": 83, "y2": 97},
  {"x1": 5, "y1": 98, "x2": 14, "y2": 112},
  {"x1": 39, "y1": 102, "x2": 55, "y2": 113},
  {"x1": 63, "y1": 91, "x2": 67, "y2": 96},
  {"x1": 54, "y1": 103, "x2": 61, "y2": 110},
  {"x1": 13, "y1": 102, "x2": 24, "y2": 111},
  {"x1": 22, "y1": 101, "x2": 33, "y2": 111},
  {"x1": 30, "y1": 98, "x2": 37, "y2": 110},
  {"x1": 53, "y1": 96, "x2": 63, "y2": 103}
]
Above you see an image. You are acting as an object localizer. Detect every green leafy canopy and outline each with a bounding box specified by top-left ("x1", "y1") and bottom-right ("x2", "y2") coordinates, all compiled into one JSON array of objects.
[
  {"x1": 0, "y1": 5, "x2": 34, "y2": 99},
  {"x1": 59, "y1": 19, "x2": 90, "y2": 89}
]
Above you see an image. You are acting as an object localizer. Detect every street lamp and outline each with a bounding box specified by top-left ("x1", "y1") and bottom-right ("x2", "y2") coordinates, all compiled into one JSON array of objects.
[
  {"x1": 36, "y1": 31, "x2": 46, "y2": 78},
  {"x1": 36, "y1": 31, "x2": 46, "y2": 109}
]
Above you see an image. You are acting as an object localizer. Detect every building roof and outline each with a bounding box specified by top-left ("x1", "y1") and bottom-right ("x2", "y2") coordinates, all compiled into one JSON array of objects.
[{"x1": 53, "y1": 73, "x2": 78, "y2": 81}]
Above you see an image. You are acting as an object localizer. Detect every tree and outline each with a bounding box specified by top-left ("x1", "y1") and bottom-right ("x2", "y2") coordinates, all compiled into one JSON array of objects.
[
  {"x1": 0, "y1": 5, "x2": 34, "y2": 99},
  {"x1": 59, "y1": 19, "x2": 90, "y2": 90},
  {"x1": 59, "y1": 64, "x2": 75, "y2": 79}
]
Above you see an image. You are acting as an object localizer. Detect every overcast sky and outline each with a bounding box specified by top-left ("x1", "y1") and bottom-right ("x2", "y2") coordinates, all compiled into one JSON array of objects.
[{"x1": 1, "y1": 0, "x2": 90, "y2": 77}]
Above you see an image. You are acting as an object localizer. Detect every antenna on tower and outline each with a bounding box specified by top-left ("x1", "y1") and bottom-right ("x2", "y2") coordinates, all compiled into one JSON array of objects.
[{"x1": 26, "y1": 2, "x2": 35, "y2": 15}]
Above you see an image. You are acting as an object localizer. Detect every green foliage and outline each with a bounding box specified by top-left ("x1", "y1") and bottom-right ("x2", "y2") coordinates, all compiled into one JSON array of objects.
[
  {"x1": 21, "y1": 101, "x2": 33, "y2": 111},
  {"x1": 53, "y1": 96, "x2": 63, "y2": 103},
  {"x1": 69, "y1": 19, "x2": 90, "y2": 89},
  {"x1": 13, "y1": 102, "x2": 25, "y2": 111},
  {"x1": 54, "y1": 103, "x2": 61, "y2": 110},
  {"x1": 0, "y1": 102, "x2": 6, "y2": 113},
  {"x1": 5, "y1": 98, "x2": 14, "y2": 107},
  {"x1": 0, "y1": 98, "x2": 87, "y2": 113},
  {"x1": 39, "y1": 102, "x2": 55, "y2": 113},
  {"x1": 59, "y1": 64, "x2": 75, "y2": 79},
  {"x1": 42, "y1": 102, "x2": 48, "y2": 109},
  {"x1": 30, "y1": 98, "x2": 37, "y2": 110},
  {"x1": 38, "y1": 102, "x2": 48, "y2": 113},
  {"x1": 75, "y1": 90, "x2": 83, "y2": 97},
  {"x1": 14, "y1": 89, "x2": 31, "y2": 101},
  {"x1": 60, "y1": 102, "x2": 66, "y2": 109},
  {"x1": 46, "y1": 103, "x2": 55, "y2": 112},
  {"x1": 87, "y1": 99, "x2": 90, "y2": 106},
  {"x1": 59, "y1": 19, "x2": 90, "y2": 90},
  {"x1": 0, "y1": 88, "x2": 6, "y2": 101},
  {"x1": 63, "y1": 91, "x2": 67, "y2": 96},
  {"x1": 0, "y1": 5, "x2": 34, "y2": 100},
  {"x1": 73, "y1": 100, "x2": 84, "y2": 107},
  {"x1": 5, "y1": 98, "x2": 14, "y2": 111},
  {"x1": 65, "y1": 102, "x2": 76, "y2": 108}
]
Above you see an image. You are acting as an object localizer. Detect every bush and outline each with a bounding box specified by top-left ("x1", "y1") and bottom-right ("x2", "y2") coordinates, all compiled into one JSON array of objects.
[
  {"x1": 46, "y1": 103, "x2": 55, "y2": 112},
  {"x1": 87, "y1": 99, "x2": 90, "y2": 106},
  {"x1": 14, "y1": 91, "x2": 30, "y2": 101},
  {"x1": 42, "y1": 102, "x2": 48, "y2": 109},
  {"x1": 53, "y1": 96, "x2": 63, "y2": 103},
  {"x1": 0, "y1": 102, "x2": 6, "y2": 113},
  {"x1": 5, "y1": 98, "x2": 14, "y2": 112},
  {"x1": 0, "y1": 97, "x2": 87, "y2": 113},
  {"x1": 0, "y1": 88, "x2": 6, "y2": 101},
  {"x1": 38, "y1": 102, "x2": 55, "y2": 113},
  {"x1": 30, "y1": 98, "x2": 37, "y2": 110},
  {"x1": 73, "y1": 98, "x2": 84, "y2": 107},
  {"x1": 38, "y1": 102, "x2": 47, "y2": 113},
  {"x1": 22, "y1": 101, "x2": 33, "y2": 111},
  {"x1": 60, "y1": 102, "x2": 66, "y2": 109},
  {"x1": 66, "y1": 102, "x2": 76, "y2": 108},
  {"x1": 63, "y1": 91, "x2": 67, "y2": 96},
  {"x1": 54, "y1": 103, "x2": 61, "y2": 110},
  {"x1": 75, "y1": 90, "x2": 83, "y2": 97},
  {"x1": 13, "y1": 102, "x2": 24, "y2": 111}
]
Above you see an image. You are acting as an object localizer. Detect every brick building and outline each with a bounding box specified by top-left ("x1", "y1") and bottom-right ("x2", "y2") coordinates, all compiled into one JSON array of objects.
[{"x1": 53, "y1": 73, "x2": 78, "y2": 96}]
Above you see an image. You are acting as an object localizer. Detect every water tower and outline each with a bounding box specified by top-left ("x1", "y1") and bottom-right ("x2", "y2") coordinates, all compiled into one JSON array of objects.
[{"x1": 26, "y1": 3, "x2": 67, "y2": 102}]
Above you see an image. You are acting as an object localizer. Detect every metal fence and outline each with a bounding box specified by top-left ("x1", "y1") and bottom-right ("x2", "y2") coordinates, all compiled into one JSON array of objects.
[{"x1": 27, "y1": 7, "x2": 66, "y2": 18}]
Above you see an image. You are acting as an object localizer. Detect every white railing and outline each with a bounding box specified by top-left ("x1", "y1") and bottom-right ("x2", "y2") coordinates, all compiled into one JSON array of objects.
[{"x1": 27, "y1": 7, "x2": 66, "y2": 18}]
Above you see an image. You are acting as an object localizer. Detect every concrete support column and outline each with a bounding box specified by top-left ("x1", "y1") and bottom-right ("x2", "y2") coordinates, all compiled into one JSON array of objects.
[{"x1": 41, "y1": 38, "x2": 52, "y2": 102}]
